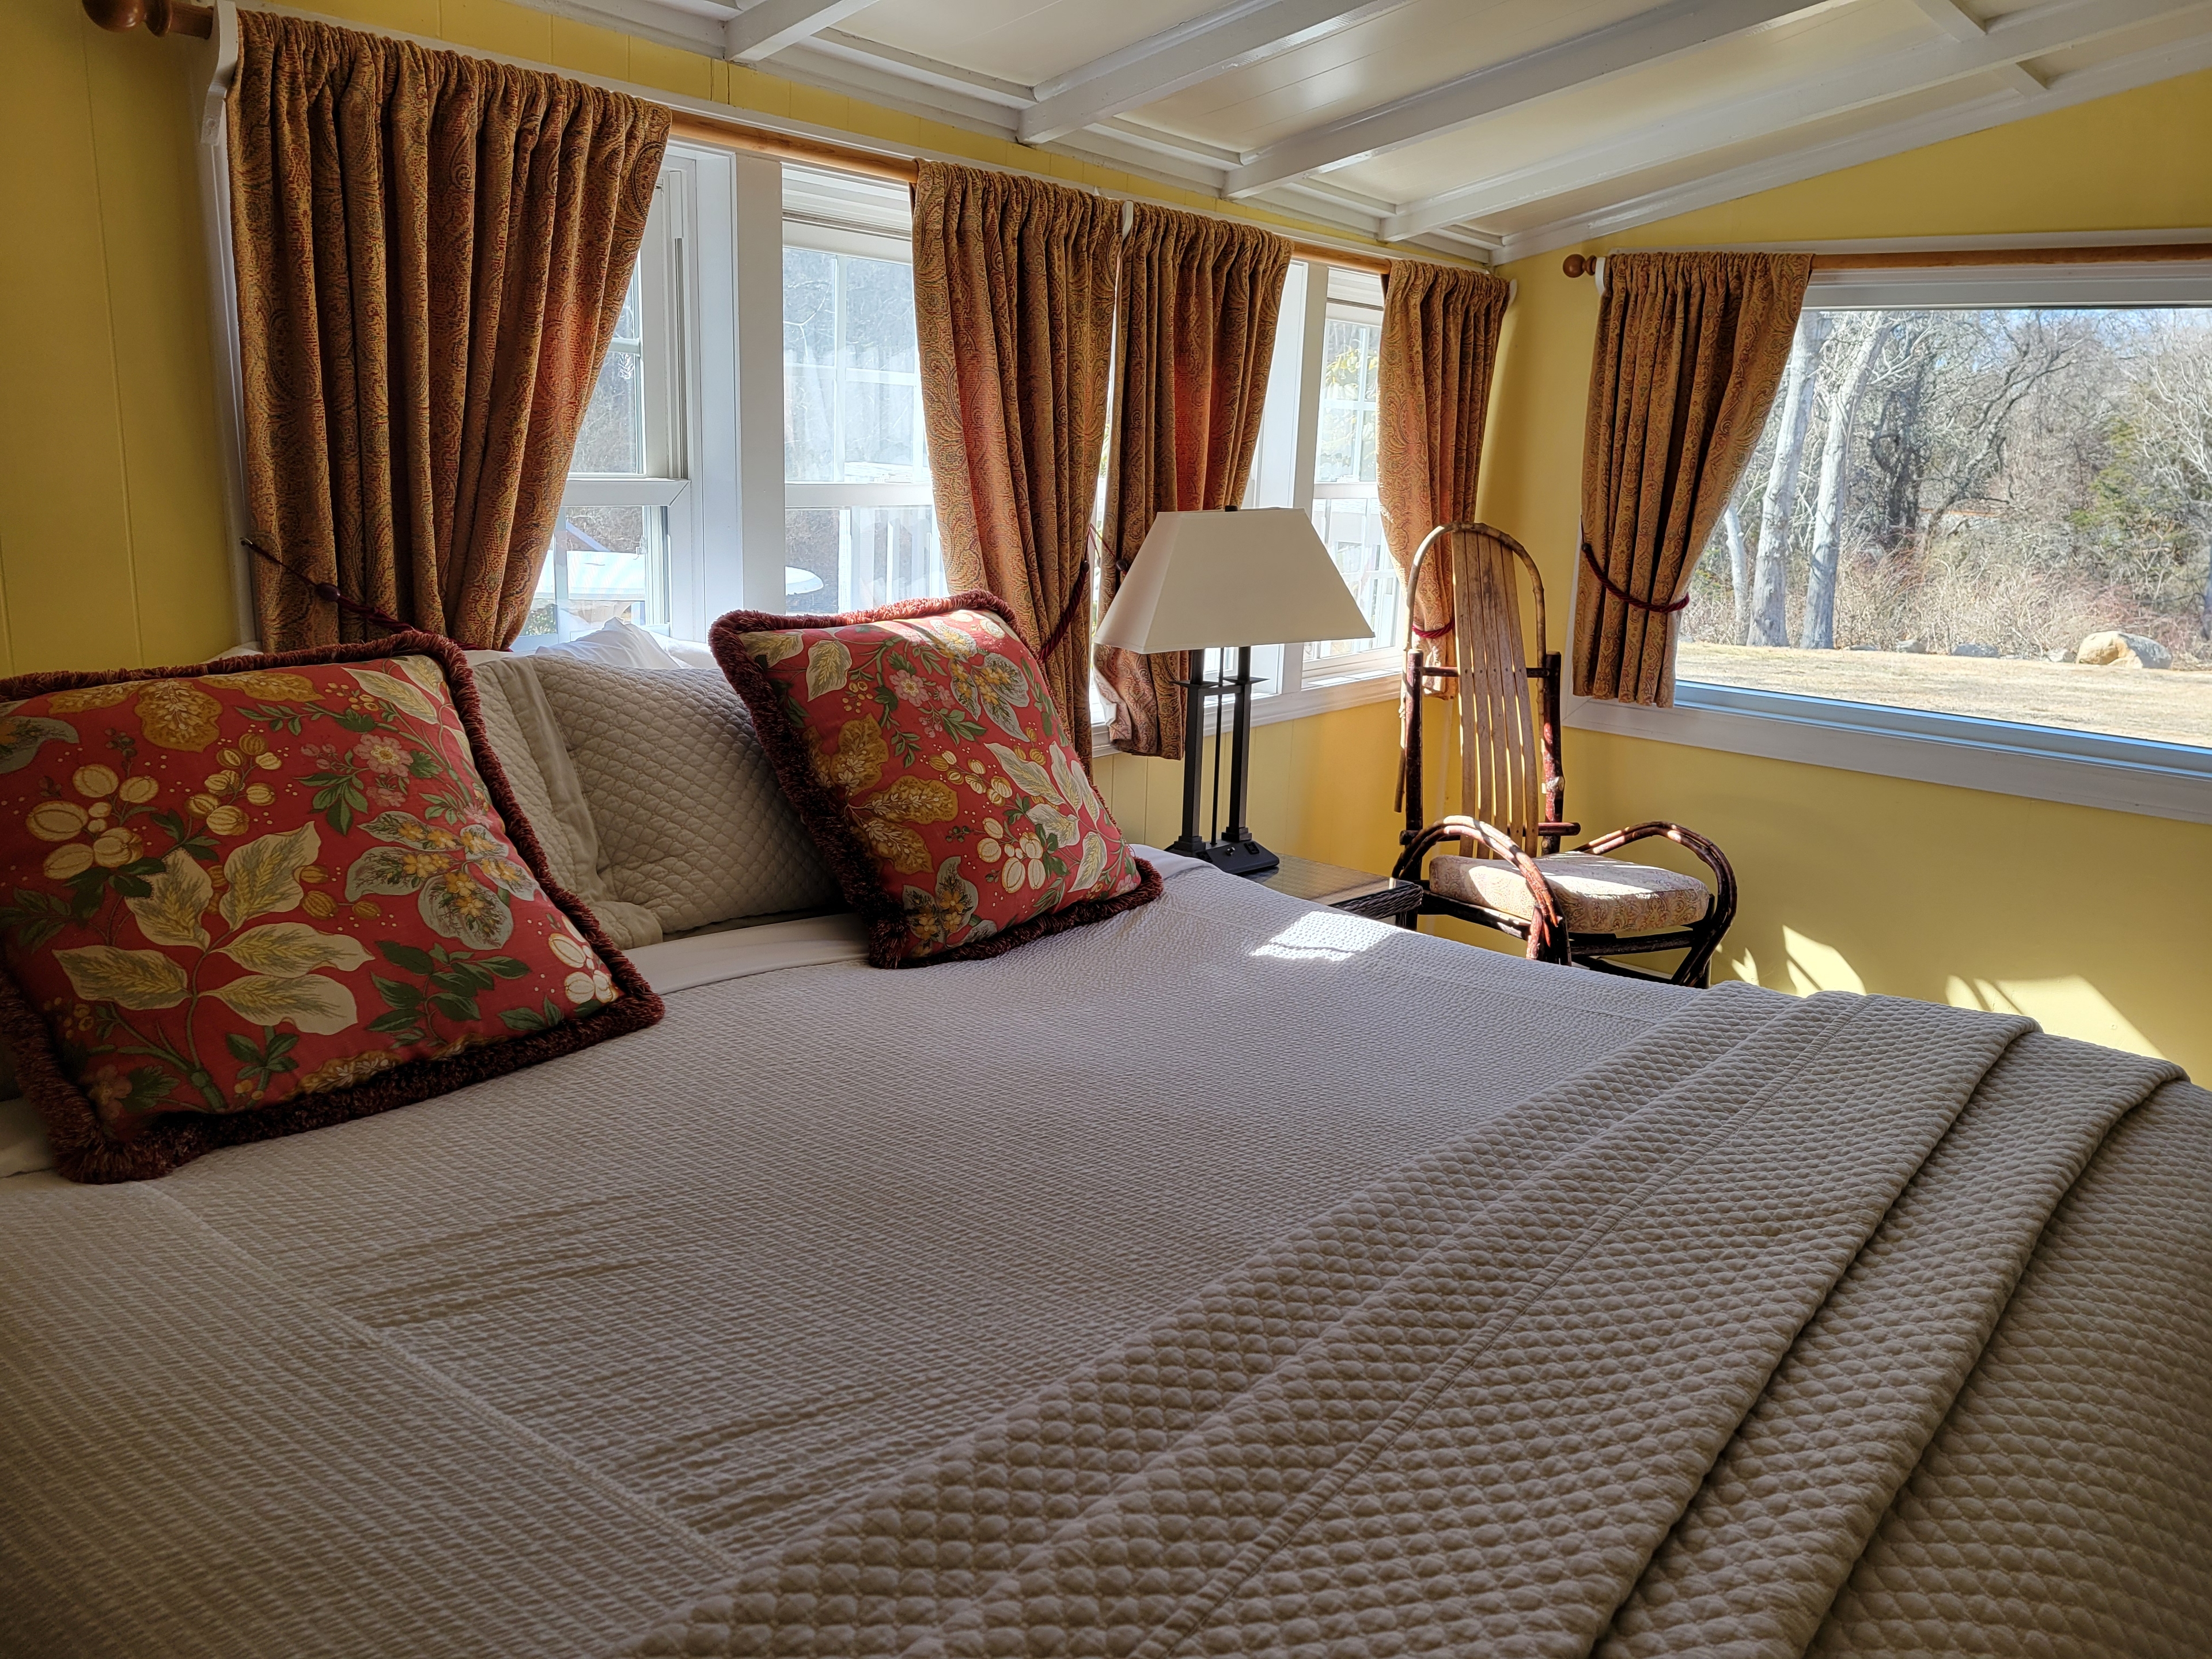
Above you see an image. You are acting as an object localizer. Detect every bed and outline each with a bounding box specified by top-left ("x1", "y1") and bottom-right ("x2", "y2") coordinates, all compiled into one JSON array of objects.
[{"x1": 2, "y1": 638, "x2": 2207, "y2": 1658}]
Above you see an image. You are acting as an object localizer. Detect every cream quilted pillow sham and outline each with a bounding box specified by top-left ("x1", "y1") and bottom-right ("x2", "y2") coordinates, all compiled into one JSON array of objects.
[
  {"x1": 527, "y1": 658, "x2": 840, "y2": 935},
  {"x1": 465, "y1": 654, "x2": 666, "y2": 950}
]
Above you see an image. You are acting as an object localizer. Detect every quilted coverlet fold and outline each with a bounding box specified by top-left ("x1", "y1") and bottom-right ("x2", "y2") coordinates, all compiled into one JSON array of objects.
[{"x1": 631, "y1": 984, "x2": 2200, "y2": 1658}]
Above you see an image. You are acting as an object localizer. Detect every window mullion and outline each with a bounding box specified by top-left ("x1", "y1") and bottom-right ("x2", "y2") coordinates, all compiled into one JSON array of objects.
[
  {"x1": 638, "y1": 180, "x2": 675, "y2": 483},
  {"x1": 1279, "y1": 262, "x2": 1331, "y2": 701}
]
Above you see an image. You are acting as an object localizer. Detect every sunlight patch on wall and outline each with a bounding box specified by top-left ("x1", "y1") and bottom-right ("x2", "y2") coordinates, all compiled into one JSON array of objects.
[
  {"x1": 1944, "y1": 975, "x2": 2164, "y2": 1059},
  {"x1": 1783, "y1": 927, "x2": 1864, "y2": 996}
]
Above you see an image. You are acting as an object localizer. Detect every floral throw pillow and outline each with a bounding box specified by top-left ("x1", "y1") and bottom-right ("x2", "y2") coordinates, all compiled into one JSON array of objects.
[
  {"x1": 0, "y1": 634, "x2": 659, "y2": 1181},
  {"x1": 711, "y1": 593, "x2": 1158, "y2": 967}
]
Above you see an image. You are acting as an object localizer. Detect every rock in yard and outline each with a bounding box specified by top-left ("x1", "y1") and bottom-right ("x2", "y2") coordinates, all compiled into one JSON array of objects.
[
  {"x1": 2046, "y1": 647, "x2": 2076, "y2": 663},
  {"x1": 1894, "y1": 638, "x2": 1927, "y2": 654},
  {"x1": 1950, "y1": 642, "x2": 1999, "y2": 658},
  {"x1": 2077, "y1": 630, "x2": 2172, "y2": 670}
]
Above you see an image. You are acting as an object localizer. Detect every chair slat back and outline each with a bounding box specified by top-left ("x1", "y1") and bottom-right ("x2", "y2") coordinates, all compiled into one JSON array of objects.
[{"x1": 1449, "y1": 527, "x2": 1546, "y2": 854}]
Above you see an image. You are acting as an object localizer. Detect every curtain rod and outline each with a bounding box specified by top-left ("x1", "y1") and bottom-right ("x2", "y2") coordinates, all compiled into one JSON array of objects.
[
  {"x1": 84, "y1": 0, "x2": 216, "y2": 37},
  {"x1": 78, "y1": 0, "x2": 1408, "y2": 279},
  {"x1": 666, "y1": 110, "x2": 1402, "y2": 276},
  {"x1": 1561, "y1": 243, "x2": 2212, "y2": 278}
]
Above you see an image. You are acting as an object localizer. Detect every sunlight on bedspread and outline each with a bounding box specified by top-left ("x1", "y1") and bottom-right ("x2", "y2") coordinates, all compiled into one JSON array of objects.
[{"x1": 1249, "y1": 907, "x2": 1393, "y2": 964}]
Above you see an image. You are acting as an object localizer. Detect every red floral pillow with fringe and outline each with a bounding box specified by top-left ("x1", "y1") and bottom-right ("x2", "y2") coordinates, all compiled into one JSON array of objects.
[
  {"x1": 711, "y1": 592, "x2": 1158, "y2": 967},
  {"x1": 0, "y1": 634, "x2": 659, "y2": 1181}
]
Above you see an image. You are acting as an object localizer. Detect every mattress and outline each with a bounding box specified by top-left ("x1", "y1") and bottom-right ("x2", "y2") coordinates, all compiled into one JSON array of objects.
[{"x1": 0, "y1": 853, "x2": 1693, "y2": 1657}]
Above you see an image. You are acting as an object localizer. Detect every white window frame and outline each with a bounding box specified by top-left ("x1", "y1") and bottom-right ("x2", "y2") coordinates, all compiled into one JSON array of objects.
[
  {"x1": 1089, "y1": 259, "x2": 1404, "y2": 750},
  {"x1": 1302, "y1": 273, "x2": 1400, "y2": 691},
  {"x1": 546, "y1": 156, "x2": 1409, "y2": 734},
  {"x1": 525, "y1": 149, "x2": 745, "y2": 649},
  {"x1": 1567, "y1": 262, "x2": 2212, "y2": 827},
  {"x1": 780, "y1": 179, "x2": 937, "y2": 615}
]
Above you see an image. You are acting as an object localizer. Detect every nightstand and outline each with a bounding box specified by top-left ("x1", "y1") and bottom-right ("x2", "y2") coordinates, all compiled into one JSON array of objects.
[{"x1": 1252, "y1": 854, "x2": 1425, "y2": 925}]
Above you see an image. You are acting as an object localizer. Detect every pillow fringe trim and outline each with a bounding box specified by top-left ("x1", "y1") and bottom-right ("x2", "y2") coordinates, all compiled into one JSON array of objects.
[
  {"x1": 0, "y1": 633, "x2": 663, "y2": 1183},
  {"x1": 710, "y1": 591, "x2": 1160, "y2": 969}
]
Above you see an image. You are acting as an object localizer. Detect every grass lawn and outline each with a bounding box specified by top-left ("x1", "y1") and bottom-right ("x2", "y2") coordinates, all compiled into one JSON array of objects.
[{"x1": 1676, "y1": 643, "x2": 2212, "y2": 750}]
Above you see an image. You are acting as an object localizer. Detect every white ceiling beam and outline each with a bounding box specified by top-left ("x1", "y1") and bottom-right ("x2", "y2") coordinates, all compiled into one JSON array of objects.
[
  {"x1": 1018, "y1": 0, "x2": 1400, "y2": 146},
  {"x1": 766, "y1": 39, "x2": 1025, "y2": 133},
  {"x1": 802, "y1": 31, "x2": 1035, "y2": 108},
  {"x1": 1224, "y1": 0, "x2": 1830, "y2": 197},
  {"x1": 1991, "y1": 58, "x2": 2050, "y2": 94},
  {"x1": 723, "y1": 0, "x2": 876, "y2": 63},
  {"x1": 1906, "y1": 0, "x2": 1989, "y2": 37},
  {"x1": 1381, "y1": 0, "x2": 2199, "y2": 238},
  {"x1": 1493, "y1": 20, "x2": 2212, "y2": 261}
]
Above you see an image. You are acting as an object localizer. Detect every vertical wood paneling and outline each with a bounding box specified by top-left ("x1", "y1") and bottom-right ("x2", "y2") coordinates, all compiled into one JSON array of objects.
[
  {"x1": 0, "y1": 1, "x2": 142, "y2": 673},
  {"x1": 85, "y1": 35, "x2": 235, "y2": 665}
]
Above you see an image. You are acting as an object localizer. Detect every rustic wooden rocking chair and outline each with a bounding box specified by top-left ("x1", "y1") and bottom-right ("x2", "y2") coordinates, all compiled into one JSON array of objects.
[{"x1": 1389, "y1": 524, "x2": 1737, "y2": 987}]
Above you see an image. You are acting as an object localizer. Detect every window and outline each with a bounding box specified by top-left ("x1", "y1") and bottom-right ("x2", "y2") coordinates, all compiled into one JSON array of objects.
[
  {"x1": 781, "y1": 165, "x2": 941, "y2": 613},
  {"x1": 521, "y1": 175, "x2": 690, "y2": 649},
  {"x1": 1307, "y1": 270, "x2": 1404, "y2": 676},
  {"x1": 520, "y1": 151, "x2": 1410, "y2": 747},
  {"x1": 1680, "y1": 294, "x2": 2212, "y2": 757},
  {"x1": 1195, "y1": 260, "x2": 1404, "y2": 736}
]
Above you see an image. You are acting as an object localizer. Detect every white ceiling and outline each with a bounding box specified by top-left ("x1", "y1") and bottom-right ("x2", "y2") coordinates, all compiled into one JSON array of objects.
[{"x1": 544, "y1": 0, "x2": 2212, "y2": 260}]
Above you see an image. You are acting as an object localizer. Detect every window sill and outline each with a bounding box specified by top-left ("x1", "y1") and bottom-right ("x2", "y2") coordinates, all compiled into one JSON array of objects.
[
  {"x1": 1091, "y1": 661, "x2": 1399, "y2": 756},
  {"x1": 1568, "y1": 680, "x2": 2212, "y2": 826}
]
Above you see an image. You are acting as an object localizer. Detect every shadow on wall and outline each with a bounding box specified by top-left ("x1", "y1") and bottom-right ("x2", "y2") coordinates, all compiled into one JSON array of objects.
[{"x1": 1729, "y1": 926, "x2": 2165, "y2": 1060}]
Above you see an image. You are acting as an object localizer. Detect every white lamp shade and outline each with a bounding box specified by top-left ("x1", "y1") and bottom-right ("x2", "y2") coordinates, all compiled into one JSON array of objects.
[{"x1": 1093, "y1": 508, "x2": 1372, "y2": 653}]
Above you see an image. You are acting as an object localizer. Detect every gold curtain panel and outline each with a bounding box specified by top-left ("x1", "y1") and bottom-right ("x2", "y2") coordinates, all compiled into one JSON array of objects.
[
  {"x1": 1575, "y1": 251, "x2": 1811, "y2": 706},
  {"x1": 911, "y1": 161, "x2": 1120, "y2": 760},
  {"x1": 228, "y1": 13, "x2": 668, "y2": 652},
  {"x1": 1377, "y1": 261, "x2": 1512, "y2": 653},
  {"x1": 1097, "y1": 204, "x2": 1291, "y2": 760}
]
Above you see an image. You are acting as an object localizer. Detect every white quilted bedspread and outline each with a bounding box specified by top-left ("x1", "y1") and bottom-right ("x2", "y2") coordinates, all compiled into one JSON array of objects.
[
  {"x1": 0, "y1": 858, "x2": 1680, "y2": 1657},
  {"x1": 3, "y1": 857, "x2": 2208, "y2": 1657}
]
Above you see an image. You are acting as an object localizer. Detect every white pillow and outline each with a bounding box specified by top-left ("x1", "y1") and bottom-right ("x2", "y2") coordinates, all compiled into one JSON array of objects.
[
  {"x1": 465, "y1": 654, "x2": 664, "y2": 950},
  {"x1": 528, "y1": 618, "x2": 684, "y2": 671},
  {"x1": 526, "y1": 657, "x2": 840, "y2": 934},
  {"x1": 663, "y1": 638, "x2": 718, "y2": 671},
  {"x1": 0, "y1": 1096, "x2": 52, "y2": 1177}
]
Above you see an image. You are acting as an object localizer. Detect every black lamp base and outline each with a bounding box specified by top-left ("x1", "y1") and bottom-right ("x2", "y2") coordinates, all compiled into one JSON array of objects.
[
  {"x1": 1198, "y1": 836, "x2": 1279, "y2": 877},
  {"x1": 1170, "y1": 645, "x2": 1279, "y2": 880}
]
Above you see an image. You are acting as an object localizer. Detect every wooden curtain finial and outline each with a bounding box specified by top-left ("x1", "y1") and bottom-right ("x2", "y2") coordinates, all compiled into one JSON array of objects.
[
  {"x1": 82, "y1": 0, "x2": 216, "y2": 39},
  {"x1": 1562, "y1": 253, "x2": 1597, "y2": 279}
]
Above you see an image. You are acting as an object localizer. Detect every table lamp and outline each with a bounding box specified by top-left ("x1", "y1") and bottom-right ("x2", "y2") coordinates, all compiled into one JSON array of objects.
[{"x1": 1095, "y1": 506, "x2": 1370, "y2": 876}]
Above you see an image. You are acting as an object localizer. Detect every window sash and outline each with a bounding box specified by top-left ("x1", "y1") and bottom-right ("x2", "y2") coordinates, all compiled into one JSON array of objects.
[
  {"x1": 1646, "y1": 275, "x2": 2212, "y2": 817},
  {"x1": 563, "y1": 477, "x2": 688, "y2": 507},
  {"x1": 785, "y1": 482, "x2": 934, "y2": 508}
]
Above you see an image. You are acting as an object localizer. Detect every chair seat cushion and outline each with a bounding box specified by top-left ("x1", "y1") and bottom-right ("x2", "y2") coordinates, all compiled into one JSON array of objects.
[{"x1": 1430, "y1": 849, "x2": 1709, "y2": 935}]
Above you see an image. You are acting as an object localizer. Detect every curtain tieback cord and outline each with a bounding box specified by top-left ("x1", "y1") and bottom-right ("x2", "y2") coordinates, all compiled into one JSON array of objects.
[
  {"x1": 1580, "y1": 541, "x2": 1691, "y2": 614},
  {"x1": 243, "y1": 536, "x2": 411, "y2": 635}
]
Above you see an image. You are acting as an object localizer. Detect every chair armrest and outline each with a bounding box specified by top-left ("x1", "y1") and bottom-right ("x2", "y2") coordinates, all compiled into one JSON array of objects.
[{"x1": 1538, "y1": 820, "x2": 1580, "y2": 837}]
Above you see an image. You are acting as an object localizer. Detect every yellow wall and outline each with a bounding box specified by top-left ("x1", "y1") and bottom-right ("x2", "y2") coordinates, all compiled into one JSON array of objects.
[
  {"x1": 1467, "y1": 76, "x2": 2212, "y2": 1077},
  {"x1": 0, "y1": 0, "x2": 1390, "y2": 686},
  {"x1": 1107, "y1": 73, "x2": 2212, "y2": 1078},
  {"x1": 7, "y1": 0, "x2": 2209, "y2": 1073},
  {"x1": 0, "y1": 1, "x2": 238, "y2": 673}
]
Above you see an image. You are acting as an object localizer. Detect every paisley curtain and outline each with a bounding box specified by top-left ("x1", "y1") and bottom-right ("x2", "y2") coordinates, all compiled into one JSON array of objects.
[
  {"x1": 1575, "y1": 251, "x2": 1810, "y2": 706},
  {"x1": 228, "y1": 12, "x2": 667, "y2": 651},
  {"x1": 1096, "y1": 205, "x2": 1290, "y2": 759},
  {"x1": 911, "y1": 162, "x2": 1120, "y2": 760},
  {"x1": 1378, "y1": 259, "x2": 1512, "y2": 806},
  {"x1": 1377, "y1": 260, "x2": 1512, "y2": 653}
]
